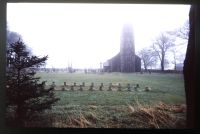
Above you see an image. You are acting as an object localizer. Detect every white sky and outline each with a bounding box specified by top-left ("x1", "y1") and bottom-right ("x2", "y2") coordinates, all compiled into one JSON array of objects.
[{"x1": 7, "y1": 3, "x2": 190, "y2": 69}]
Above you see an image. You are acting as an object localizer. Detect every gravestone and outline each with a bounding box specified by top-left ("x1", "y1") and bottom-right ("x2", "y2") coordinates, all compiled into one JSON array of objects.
[
  {"x1": 51, "y1": 81, "x2": 56, "y2": 90},
  {"x1": 108, "y1": 83, "x2": 112, "y2": 91},
  {"x1": 145, "y1": 86, "x2": 151, "y2": 91},
  {"x1": 89, "y1": 82, "x2": 94, "y2": 91},
  {"x1": 127, "y1": 83, "x2": 131, "y2": 91},
  {"x1": 82, "y1": 82, "x2": 85, "y2": 87},
  {"x1": 70, "y1": 85, "x2": 74, "y2": 91},
  {"x1": 62, "y1": 86, "x2": 65, "y2": 91},
  {"x1": 118, "y1": 83, "x2": 122, "y2": 91},
  {"x1": 99, "y1": 83, "x2": 103, "y2": 91},
  {"x1": 79, "y1": 85, "x2": 83, "y2": 91},
  {"x1": 134, "y1": 84, "x2": 139, "y2": 91},
  {"x1": 64, "y1": 82, "x2": 67, "y2": 86}
]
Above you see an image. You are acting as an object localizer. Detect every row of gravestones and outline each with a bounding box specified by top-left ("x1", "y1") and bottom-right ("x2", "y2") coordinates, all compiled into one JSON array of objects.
[{"x1": 50, "y1": 82, "x2": 147, "y2": 91}]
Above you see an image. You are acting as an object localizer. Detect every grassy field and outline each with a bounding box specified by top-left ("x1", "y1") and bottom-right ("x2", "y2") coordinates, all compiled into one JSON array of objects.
[
  {"x1": 36, "y1": 72, "x2": 186, "y2": 98},
  {"x1": 28, "y1": 72, "x2": 186, "y2": 128}
]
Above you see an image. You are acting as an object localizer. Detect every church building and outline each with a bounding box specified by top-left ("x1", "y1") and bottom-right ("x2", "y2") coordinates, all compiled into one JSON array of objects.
[{"x1": 103, "y1": 25, "x2": 141, "y2": 72}]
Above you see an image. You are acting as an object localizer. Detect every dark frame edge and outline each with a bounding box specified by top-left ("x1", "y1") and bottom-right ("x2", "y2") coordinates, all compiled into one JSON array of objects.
[
  {"x1": 0, "y1": 0, "x2": 7, "y2": 132},
  {"x1": 5, "y1": 0, "x2": 199, "y2": 4},
  {"x1": 1, "y1": 0, "x2": 200, "y2": 132}
]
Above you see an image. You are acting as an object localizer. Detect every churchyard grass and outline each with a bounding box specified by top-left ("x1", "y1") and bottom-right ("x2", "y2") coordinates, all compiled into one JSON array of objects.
[
  {"x1": 28, "y1": 72, "x2": 186, "y2": 128},
  {"x1": 36, "y1": 72, "x2": 185, "y2": 98}
]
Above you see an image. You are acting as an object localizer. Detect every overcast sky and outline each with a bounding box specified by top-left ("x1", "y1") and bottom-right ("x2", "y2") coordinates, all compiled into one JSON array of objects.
[{"x1": 7, "y1": 3, "x2": 190, "y2": 69}]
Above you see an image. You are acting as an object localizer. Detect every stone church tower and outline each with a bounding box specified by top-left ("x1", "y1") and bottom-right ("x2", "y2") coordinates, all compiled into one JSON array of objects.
[
  {"x1": 103, "y1": 24, "x2": 141, "y2": 72},
  {"x1": 120, "y1": 25, "x2": 136, "y2": 72}
]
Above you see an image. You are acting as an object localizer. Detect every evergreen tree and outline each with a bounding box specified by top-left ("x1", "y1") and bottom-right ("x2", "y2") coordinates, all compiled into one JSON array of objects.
[{"x1": 6, "y1": 40, "x2": 59, "y2": 126}]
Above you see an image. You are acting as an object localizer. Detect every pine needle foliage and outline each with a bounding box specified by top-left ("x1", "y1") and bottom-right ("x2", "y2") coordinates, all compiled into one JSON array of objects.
[{"x1": 6, "y1": 40, "x2": 60, "y2": 126}]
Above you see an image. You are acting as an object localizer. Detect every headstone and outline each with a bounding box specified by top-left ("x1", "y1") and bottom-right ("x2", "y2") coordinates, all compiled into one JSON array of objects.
[
  {"x1": 71, "y1": 85, "x2": 74, "y2": 91},
  {"x1": 134, "y1": 86, "x2": 138, "y2": 91},
  {"x1": 118, "y1": 83, "x2": 122, "y2": 91},
  {"x1": 52, "y1": 82, "x2": 55, "y2": 86},
  {"x1": 79, "y1": 85, "x2": 83, "y2": 91},
  {"x1": 82, "y1": 82, "x2": 85, "y2": 87},
  {"x1": 145, "y1": 86, "x2": 151, "y2": 91},
  {"x1": 62, "y1": 86, "x2": 65, "y2": 91},
  {"x1": 108, "y1": 83, "x2": 112, "y2": 91},
  {"x1": 99, "y1": 83, "x2": 103, "y2": 91},
  {"x1": 89, "y1": 82, "x2": 94, "y2": 91},
  {"x1": 51, "y1": 81, "x2": 56, "y2": 90},
  {"x1": 127, "y1": 83, "x2": 131, "y2": 91}
]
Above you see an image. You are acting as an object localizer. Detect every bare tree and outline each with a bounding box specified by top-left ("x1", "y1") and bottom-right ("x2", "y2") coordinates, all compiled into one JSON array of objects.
[
  {"x1": 167, "y1": 21, "x2": 189, "y2": 70},
  {"x1": 176, "y1": 20, "x2": 189, "y2": 40},
  {"x1": 171, "y1": 48, "x2": 178, "y2": 70},
  {"x1": 152, "y1": 33, "x2": 175, "y2": 71},
  {"x1": 138, "y1": 48, "x2": 157, "y2": 71},
  {"x1": 167, "y1": 20, "x2": 189, "y2": 41},
  {"x1": 170, "y1": 46, "x2": 186, "y2": 70}
]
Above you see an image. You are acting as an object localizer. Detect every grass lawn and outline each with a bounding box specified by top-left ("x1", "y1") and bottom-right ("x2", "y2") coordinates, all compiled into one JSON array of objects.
[
  {"x1": 27, "y1": 72, "x2": 186, "y2": 128},
  {"x1": 36, "y1": 72, "x2": 185, "y2": 97}
]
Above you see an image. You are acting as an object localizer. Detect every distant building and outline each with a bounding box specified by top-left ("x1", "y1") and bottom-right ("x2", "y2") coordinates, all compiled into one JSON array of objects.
[{"x1": 103, "y1": 25, "x2": 141, "y2": 72}]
